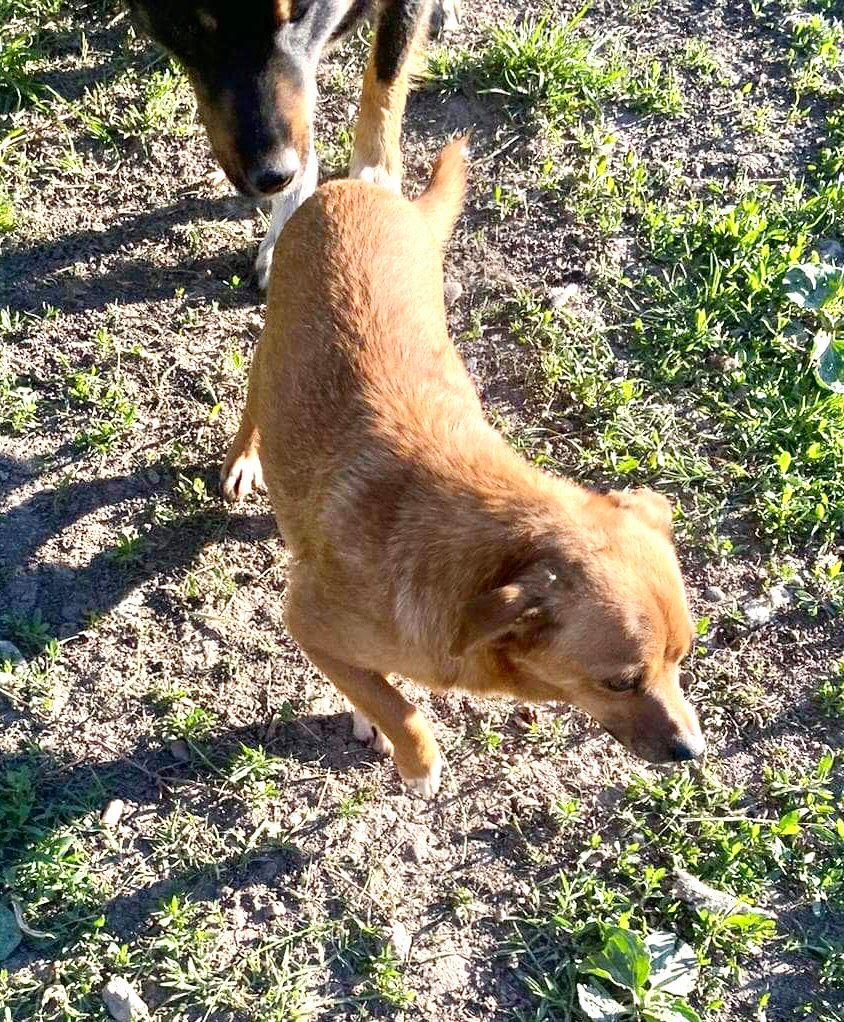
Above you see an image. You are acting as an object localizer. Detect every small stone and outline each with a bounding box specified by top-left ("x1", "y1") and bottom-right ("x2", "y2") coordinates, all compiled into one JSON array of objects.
[
  {"x1": 288, "y1": 807, "x2": 307, "y2": 829},
  {"x1": 40, "y1": 985, "x2": 69, "y2": 1011},
  {"x1": 443, "y1": 278, "x2": 463, "y2": 307},
  {"x1": 768, "y1": 584, "x2": 790, "y2": 610},
  {"x1": 101, "y1": 799, "x2": 125, "y2": 829},
  {"x1": 422, "y1": 950, "x2": 469, "y2": 994},
  {"x1": 817, "y1": 237, "x2": 844, "y2": 263},
  {"x1": 409, "y1": 830, "x2": 429, "y2": 864},
  {"x1": 387, "y1": 920, "x2": 412, "y2": 960},
  {"x1": 200, "y1": 639, "x2": 219, "y2": 668},
  {"x1": 146, "y1": 469, "x2": 160, "y2": 485},
  {"x1": 743, "y1": 597, "x2": 772, "y2": 628},
  {"x1": 0, "y1": 905, "x2": 22, "y2": 961},
  {"x1": 703, "y1": 586, "x2": 727, "y2": 604},
  {"x1": 549, "y1": 283, "x2": 580, "y2": 308},
  {"x1": 512, "y1": 704, "x2": 538, "y2": 730},
  {"x1": 102, "y1": 977, "x2": 149, "y2": 1021},
  {"x1": 0, "y1": 640, "x2": 25, "y2": 667},
  {"x1": 169, "y1": 739, "x2": 190, "y2": 762}
]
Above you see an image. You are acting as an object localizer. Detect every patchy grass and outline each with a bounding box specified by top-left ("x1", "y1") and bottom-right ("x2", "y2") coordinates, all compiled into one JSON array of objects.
[{"x1": 429, "y1": 9, "x2": 685, "y2": 128}]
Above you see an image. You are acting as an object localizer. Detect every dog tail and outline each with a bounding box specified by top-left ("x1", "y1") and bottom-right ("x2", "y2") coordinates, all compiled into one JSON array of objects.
[{"x1": 414, "y1": 135, "x2": 469, "y2": 249}]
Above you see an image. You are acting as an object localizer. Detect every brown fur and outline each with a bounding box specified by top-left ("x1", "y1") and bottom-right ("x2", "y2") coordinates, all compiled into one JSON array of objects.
[
  {"x1": 222, "y1": 140, "x2": 705, "y2": 795},
  {"x1": 349, "y1": 1, "x2": 433, "y2": 183}
]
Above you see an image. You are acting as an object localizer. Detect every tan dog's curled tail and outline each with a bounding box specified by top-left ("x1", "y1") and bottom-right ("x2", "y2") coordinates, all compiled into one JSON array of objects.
[{"x1": 414, "y1": 135, "x2": 469, "y2": 249}]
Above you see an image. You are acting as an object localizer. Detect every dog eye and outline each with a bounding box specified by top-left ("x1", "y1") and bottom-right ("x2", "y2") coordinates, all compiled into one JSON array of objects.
[{"x1": 604, "y1": 672, "x2": 642, "y2": 693}]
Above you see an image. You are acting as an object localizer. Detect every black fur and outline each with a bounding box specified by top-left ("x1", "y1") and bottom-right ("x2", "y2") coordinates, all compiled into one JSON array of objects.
[
  {"x1": 127, "y1": 0, "x2": 449, "y2": 196},
  {"x1": 374, "y1": 0, "x2": 429, "y2": 82}
]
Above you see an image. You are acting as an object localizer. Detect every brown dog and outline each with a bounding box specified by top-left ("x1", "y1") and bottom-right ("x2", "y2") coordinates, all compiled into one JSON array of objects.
[{"x1": 222, "y1": 140, "x2": 705, "y2": 796}]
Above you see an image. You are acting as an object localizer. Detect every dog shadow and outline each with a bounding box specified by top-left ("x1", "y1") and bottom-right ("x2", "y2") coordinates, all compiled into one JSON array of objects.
[
  {"x1": 0, "y1": 707, "x2": 387, "y2": 967},
  {"x1": 0, "y1": 193, "x2": 261, "y2": 315},
  {"x1": 0, "y1": 453, "x2": 276, "y2": 647}
]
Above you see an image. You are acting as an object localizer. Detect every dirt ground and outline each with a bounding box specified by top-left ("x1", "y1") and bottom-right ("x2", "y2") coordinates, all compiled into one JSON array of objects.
[{"x1": 1, "y1": 1, "x2": 842, "y2": 1020}]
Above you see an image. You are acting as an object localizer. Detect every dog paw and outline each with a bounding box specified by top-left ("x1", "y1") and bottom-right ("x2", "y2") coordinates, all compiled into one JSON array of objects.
[
  {"x1": 349, "y1": 161, "x2": 401, "y2": 194},
  {"x1": 351, "y1": 709, "x2": 395, "y2": 757},
  {"x1": 401, "y1": 751, "x2": 442, "y2": 799},
  {"x1": 220, "y1": 449, "x2": 265, "y2": 503},
  {"x1": 430, "y1": 0, "x2": 461, "y2": 36}
]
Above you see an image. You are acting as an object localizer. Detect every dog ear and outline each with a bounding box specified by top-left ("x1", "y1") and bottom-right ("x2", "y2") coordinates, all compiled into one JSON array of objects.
[
  {"x1": 450, "y1": 566, "x2": 559, "y2": 658},
  {"x1": 609, "y1": 487, "x2": 674, "y2": 537}
]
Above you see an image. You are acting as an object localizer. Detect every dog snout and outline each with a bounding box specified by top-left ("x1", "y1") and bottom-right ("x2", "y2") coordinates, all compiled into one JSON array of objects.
[
  {"x1": 250, "y1": 148, "x2": 300, "y2": 195},
  {"x1": 668, "y1": 732, "x2": 706, "y2": 762}
]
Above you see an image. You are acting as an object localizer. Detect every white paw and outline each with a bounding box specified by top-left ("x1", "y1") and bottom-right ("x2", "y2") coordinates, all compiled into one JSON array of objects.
[
  {"x1": 351, "y1": 709, "x2": 394, "y2": 757},
  {"x1": 220, "y1": 450, "x2": 265, "y2": 503},
  {"x1": 348, "y1": 161, "x2": 401, "y2": 194},
  {"x1": 439, "y1": 0, "x2": 461, "y2": 33},
  {"x1": 402, "y1": 750, "x2": 442, "y2": 799}
]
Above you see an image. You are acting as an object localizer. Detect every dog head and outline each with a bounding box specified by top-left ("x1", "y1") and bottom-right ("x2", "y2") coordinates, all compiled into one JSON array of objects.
[
  {"x1": 452, "y1": 488, "x2": 705, "y2": 764},
  {"x1": 128, "y1": 0, "x2": 362, "y2": 196}
]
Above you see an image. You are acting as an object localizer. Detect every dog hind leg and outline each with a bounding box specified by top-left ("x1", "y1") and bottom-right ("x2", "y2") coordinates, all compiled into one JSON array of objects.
[
  {"x1": 351, "y1": 706, "x2": 395, "y2": 756},
  {"x1": 291, "y1": 636, "x2": 442, "y2": 797},
  {"x1": 429, "y1": 0, "x2": 461, "y2": 36}
]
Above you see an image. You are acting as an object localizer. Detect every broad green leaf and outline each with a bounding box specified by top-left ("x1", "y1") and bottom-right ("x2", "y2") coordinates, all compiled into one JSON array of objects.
[
  {"x1": 643, "y1": 997, "x2": 702, "y2": 1022},
  {"x1": 581, "y1": 927, "x2": 650, "y2": 992},
  {"x1": 577, "y1": 982, "x2": 629, "y2": 1021},
  {"x1": 784, "y1": 262, "x2": 844, "y2": 311},
  {"x1": 0, "y1": 905, "x2": 22, "y2": 960},
  {"x1": 775, "y1": 450, "x2": 792, "y2": 474},
  {"x1": 775, "y1": 809, "x2": 802, "y2": 836},
  {"x1": 719, "y1": 911, "x2": 776, "y2": 934},
  {"x1": 811, "y1": 331, "x2": 844, "y2": 394},
  {"x1": 645, "y1": 933, "x2": 699, "y2": 996}
]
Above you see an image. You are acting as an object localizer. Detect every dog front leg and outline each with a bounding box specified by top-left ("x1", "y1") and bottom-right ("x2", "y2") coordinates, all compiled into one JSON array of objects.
[
  {"x1": 255, "y1": 141, "x2": 319, "y2": 291},
  {"x1": 349, "y1": 0, "x2": 434, "y2": 191},
  {"x1": 298, "y1": 644, "x2": 442, "y2": 797},
  {"x1": 220, "y1": 406, "x2": 264, "y2": 503}
]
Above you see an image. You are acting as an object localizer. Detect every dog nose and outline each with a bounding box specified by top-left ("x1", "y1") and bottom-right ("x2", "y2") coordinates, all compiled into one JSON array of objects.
[
  {"x1": 251, "y1": 149, "x2": 300, "y2": 195},
  {"x1": 669, "y1": 734, "x2": 706, "y2": 762}
]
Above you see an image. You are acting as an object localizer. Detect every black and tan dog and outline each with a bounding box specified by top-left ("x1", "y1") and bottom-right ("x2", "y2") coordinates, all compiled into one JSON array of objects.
[{"x1": 128, "y1": 0, "x2": 459, "y2": 287}]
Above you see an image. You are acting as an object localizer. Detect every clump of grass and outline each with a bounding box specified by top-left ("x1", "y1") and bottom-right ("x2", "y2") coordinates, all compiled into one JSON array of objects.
[
  {"x1": 429, "y1": 8, "x2": 684, "y2": 129},
  {"x1": 78, "y1": 66, "x2": 196, "y2": 149},
  {"x1": 0, "y1": 183, "x2": 14, "y2": 231},
  {"x1": 431, "y1": 9, "x2": 625, "y2": 123},
  {"x1": 500, "y1": 291, "x2": 717, "y2": 506},
  {"x1": 818, "y1": 659, "x2": 844, "y2": 717},
  {"x1": 625, "y1": 174, "x2": 844, "y2": 543},
  {"x1": 788, "y1": 11, "x2": 843, "y2": 97},
  {"x1": 65, "y1": 363, "x2": 139, "y2": 454}
]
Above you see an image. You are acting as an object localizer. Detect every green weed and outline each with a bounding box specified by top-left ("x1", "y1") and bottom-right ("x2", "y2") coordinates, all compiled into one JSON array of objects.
[
  {"x1": 818, "y1": 659, "x2": 844, "y2": 716},
  {"x1": 0, "y1": 0, "x2": 63, "y2": 114},
  {"x1": 429, "y1": 9, "x2": 684, "y2": 130},
  {"x1": 0, "y1": 608, "x2": 55, "y2": 656},
  {"x1": 163, "y1": 702, "x2": 218, "y2": 744},
  {"x1": 78, "y1": 66, "x2": 196, "y2": 149}
]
